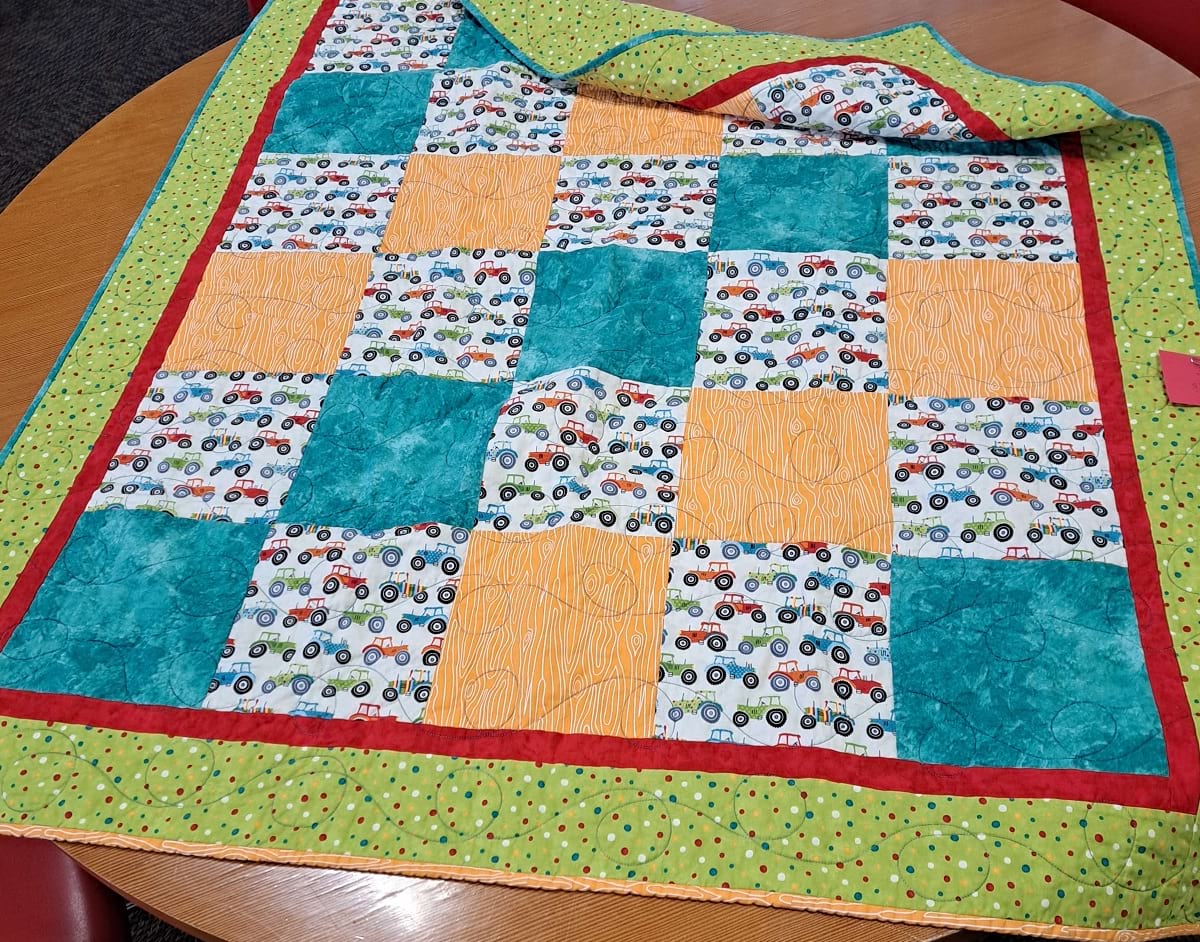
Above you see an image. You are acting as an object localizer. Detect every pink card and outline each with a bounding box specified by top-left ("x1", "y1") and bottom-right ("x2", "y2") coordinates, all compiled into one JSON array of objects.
[{"x1": 1159, "y1": 350, "x2": 1200, "y2": 406}]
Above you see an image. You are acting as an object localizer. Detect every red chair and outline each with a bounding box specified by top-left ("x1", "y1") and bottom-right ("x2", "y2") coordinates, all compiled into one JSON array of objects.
[
  {"x1": 1065, "y1": 0, "x2": 1200, "y2": 76},
  {"x1": 0, "y1": 836, "x2": 130, "y2": 942}
]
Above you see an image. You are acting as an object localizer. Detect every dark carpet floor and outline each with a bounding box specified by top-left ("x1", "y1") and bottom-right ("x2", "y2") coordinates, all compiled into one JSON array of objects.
[
  {"x1": 4, "y1": 8, "x2": 252, "y2": 936},
  {"x1": 0, "y1": 0, "x2": 252, "y2": 210}
]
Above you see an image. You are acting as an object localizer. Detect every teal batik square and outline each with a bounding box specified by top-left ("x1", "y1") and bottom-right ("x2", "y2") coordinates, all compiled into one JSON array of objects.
[
  {"x1": 280, "y1": 372, "x2": 509, "y2": 531},
  {"x1": 710, "y1": 153, "x2": 887, "y2": 255},
  {"x1": 265, "y1": 71, "x2": 433, "y2": 156},
  {"x1": 519, "y1": 246, "x2": 706, "y2": 387},
  {"x1": 888, "y1": 555, "x2": 1166, "y2": 775},
  {"x1": 446, "y1": 15, "x2": 513, "y2": 70},
  {"x1": 0, "y1": 509, "x2": 265, "y2": 708}
]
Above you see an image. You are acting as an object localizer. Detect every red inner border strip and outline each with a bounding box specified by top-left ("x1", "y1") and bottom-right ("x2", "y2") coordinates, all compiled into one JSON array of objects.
[
  {"x1": 676, "y1": 56, "x2": 1008, "y2": 142},
  {"x1": 0, "y1": 22, "x2": 1195, "y2": 814}
]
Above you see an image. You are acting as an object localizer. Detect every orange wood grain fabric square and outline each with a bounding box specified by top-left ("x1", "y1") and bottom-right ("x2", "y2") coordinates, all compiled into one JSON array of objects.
[
  {"x1": 381, "y1": 153, "x2": 559, "y2": 253},
  {"x1": 676, "y1": 387, "x2": 891, "y2": 551},
  {"x1": 887, "y1": 259, "x2": 1097, "y2": 399},
  {"x1": 162, "y1": 252, "x2": 370, "y2": 374},
  {"x1": 564, "y1": 87, "x2": 723, "y2": 156},
  {"x1": 426, "y1": 526, "x2": 669, "y2": 736}
]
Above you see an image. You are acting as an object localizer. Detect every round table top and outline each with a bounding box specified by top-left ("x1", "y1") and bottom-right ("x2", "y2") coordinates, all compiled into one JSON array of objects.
[{"x1": 0, "y1": 1, "x2": 1196, "y2": 939}]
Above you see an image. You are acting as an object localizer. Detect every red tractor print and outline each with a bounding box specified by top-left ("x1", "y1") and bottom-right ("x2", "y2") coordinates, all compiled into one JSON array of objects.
[
  {"x1": 566, "y1": 207, "x2": 606, "y2": 223},
  {"x1": 148, "y1": 426, "x2": 194, "y2": 448},
  {"x1": 283, "y1": 597, "x2": 329, "y2": 628},
  {"x1": 615, "y1": 381, "x2": 656, "y2": 407},
  {"x1": 282, "y1": 408, "x2": 320, "y2": 431},
  {"x1": 474, "y1": 261, "x2": 510, "y2": 284},
  {"x1": 252, "y1": 429, "x2": 292, "y2": 454},
  {"x1": 708, "y1": 321, "x2": 752, "y2": 342},
  {"x1": 786, "y1": 343, "x2": 828, "y2": 366},
  {"x1": 682, "y1": 561, "x2": 735, "y2": 590},
  {"x1": 526, "y1": 443, "x2": 571, "y2": 472},
  {"x1": 893, "y1": 455, "x2": 945, "y2": 481},
  {"x1": 323, "y1": 563, "x2": 370, "y2": 598},
  {"x1": 259, "y1": 538, "x2": 290, "y2": 564},
  {"x1": 737, "y1": 303, "x2": 780, "y2": 324},
  {"x1": 991, "y1": 482, "x2": 1044, "y2": 511},
  {"x1": 832, "y1": 668, "x2": 888, "y2": 702},
  {"x1": 674, "y1": 621, "x2": 727, "y2": 651},
  {"x1": 833, "y1": 99, "x2": 872, "y2": 125},
  {"x1": 297, "y1": 541, "x2": 344, "y2": 564},
  {"x1": 559, "y1": 420, "x2": 599, "y2": 451},
  {"x1": 1046, "y1": 443, "x2": 1099, "y2": 467},
  {"x1": 894, "y1": 211, "x2": 934, "y2": 228},
  {"x1": 837, "y1": 345, "x2": 883, "y2": 368},
  {"x1": 1020, "y1": 229, "x2": 1064, "y2": 247},
  {"x1": 713, "y1": 593, "x2": 767, "y2": 623},
  {"x1": 531, "y1": 391, "x2": 578, "y2": 414},
  {"x1": 864, "y1": 581, "x2": 890, "y2": 602},
  {"x1": 833, "y1": 602, "x2": 887, "y2": 635},
  {"x1": 768, "y1": 660, "x2": 822, "y2": 692},
  {"x1": 714, "y1": 280, "x2": 760, "y2": 301},
  {"x1": 928, "y1": 433, "x2": 977, "y2": 453},
  {"x1": 222, "y1": 382, "x2": 263, "y2": 404},
  {"x1": 967, "y1": 159, "x2": 1008, "y2": 174},
  {"x1": 224, "y1": 478, "x2": 270, "y2": 506},
  {"x1": 894, "y1": 412, "x2": 944, "y2": 431},
  {"x1": 796, "y1": 87, "x2": 836, "y2": 114},
  {"x1": 600, "y1": 474, "x2": 646, "y2": 497},
  {"x1": 1053, "y1": 492, "x2": 1109, "y2": 516},
  {"x1": 797, "y1": 255, "x2": 838, "y2": 277},
  {"x1": 174, "y1": 478, "x2": 215, "y2": 500}
]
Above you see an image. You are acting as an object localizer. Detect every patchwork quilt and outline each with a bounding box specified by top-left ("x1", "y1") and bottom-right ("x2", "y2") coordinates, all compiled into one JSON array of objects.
[{"x1": 1, "y1": 0, "x2": 1198, "y2": 935}]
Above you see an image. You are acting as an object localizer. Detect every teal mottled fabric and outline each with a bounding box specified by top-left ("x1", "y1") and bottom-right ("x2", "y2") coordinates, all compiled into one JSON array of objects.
[
  {"x1": 520, "y1": 246, "x2": 707, "y2": 387},
  {"x1": 281, "y1": 371, "x2": 510, "y2": 530},
  {"x1": 0, "y1": 509, "x2": 265, "y2": 707},
  {"x1": 265, "y1": 71, "x2": 433, "y2": 155},
  {"x1": 889, "y1": 555, "x2": 1167, "y2": 774},
  {"x1": 710, "y1": 153, "x2": 887, "y2": 255},
  {"x1": 445, "y1": 14, "x2": 513, "y2": 69}
]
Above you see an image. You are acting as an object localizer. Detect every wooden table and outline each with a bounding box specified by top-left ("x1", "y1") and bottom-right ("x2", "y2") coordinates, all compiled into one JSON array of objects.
[{"x1": 0, "y1": 1, "x2": 1195, "y2": 939}]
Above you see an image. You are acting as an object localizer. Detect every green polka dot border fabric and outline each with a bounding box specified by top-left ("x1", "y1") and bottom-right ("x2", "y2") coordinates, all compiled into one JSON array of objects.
[{"x1": 0, "y1": 0, "x2": 1198, "y2": 937}]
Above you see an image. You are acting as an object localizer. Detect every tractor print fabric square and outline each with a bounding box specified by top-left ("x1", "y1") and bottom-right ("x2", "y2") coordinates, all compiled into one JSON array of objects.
[
  {"x1": 204, "y1": 522, "x2": 467, "y2": 720},
  {"x1": 657, "y1": 539, "x2": 894, "y2": 752},
  {"x1": 545, "y1": 155, "x2": 718, "y2": 252},
  {"x1": 887, "y1": 144, "x2": 1074, "y2": 261},
  {"x1": 887, "y1": 395, "x2": 1121, "y2": 563},
  {"x1": 222, "y1": 153, "x2": 407, "y2": 254},
  {"x1": 340, "y1": 247, "x2": 535, "y2": 380},
  {"x1": 307, "y1": 0, "x2": 463, "y2": 73},
  {"x1": 696, "y1": 249, "x2": 888, "y2": 393},
  {"x1": 477, "y1": 366, "x2": 687, "y2": 535},
  {"x1": 4, "y1": 0, "x2": 1199, "y2": 933},
  {"x1": 416, "y1": 63, "x2": 574, "y2": 155},
  {"x1": 88, "y1": 370, "x2": 328, "y2": 523}
]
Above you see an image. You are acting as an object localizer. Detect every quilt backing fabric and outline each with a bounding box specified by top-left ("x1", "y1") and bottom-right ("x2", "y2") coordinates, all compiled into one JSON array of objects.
[{"x1": 0, "y1": 0, "x2": 1198, "y2": 936}]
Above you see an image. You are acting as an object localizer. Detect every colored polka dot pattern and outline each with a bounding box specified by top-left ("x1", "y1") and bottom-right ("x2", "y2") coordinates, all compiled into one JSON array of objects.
[
  {"x1": 1, "y1": 720, "x2": 1198, "y2": 933},
  {"x1": 0, "y1": 0, "x2": 1198, "y2": 935},
  {"x1": 1083, "y1": 122, "x2": 1200, "y2": 721}
]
